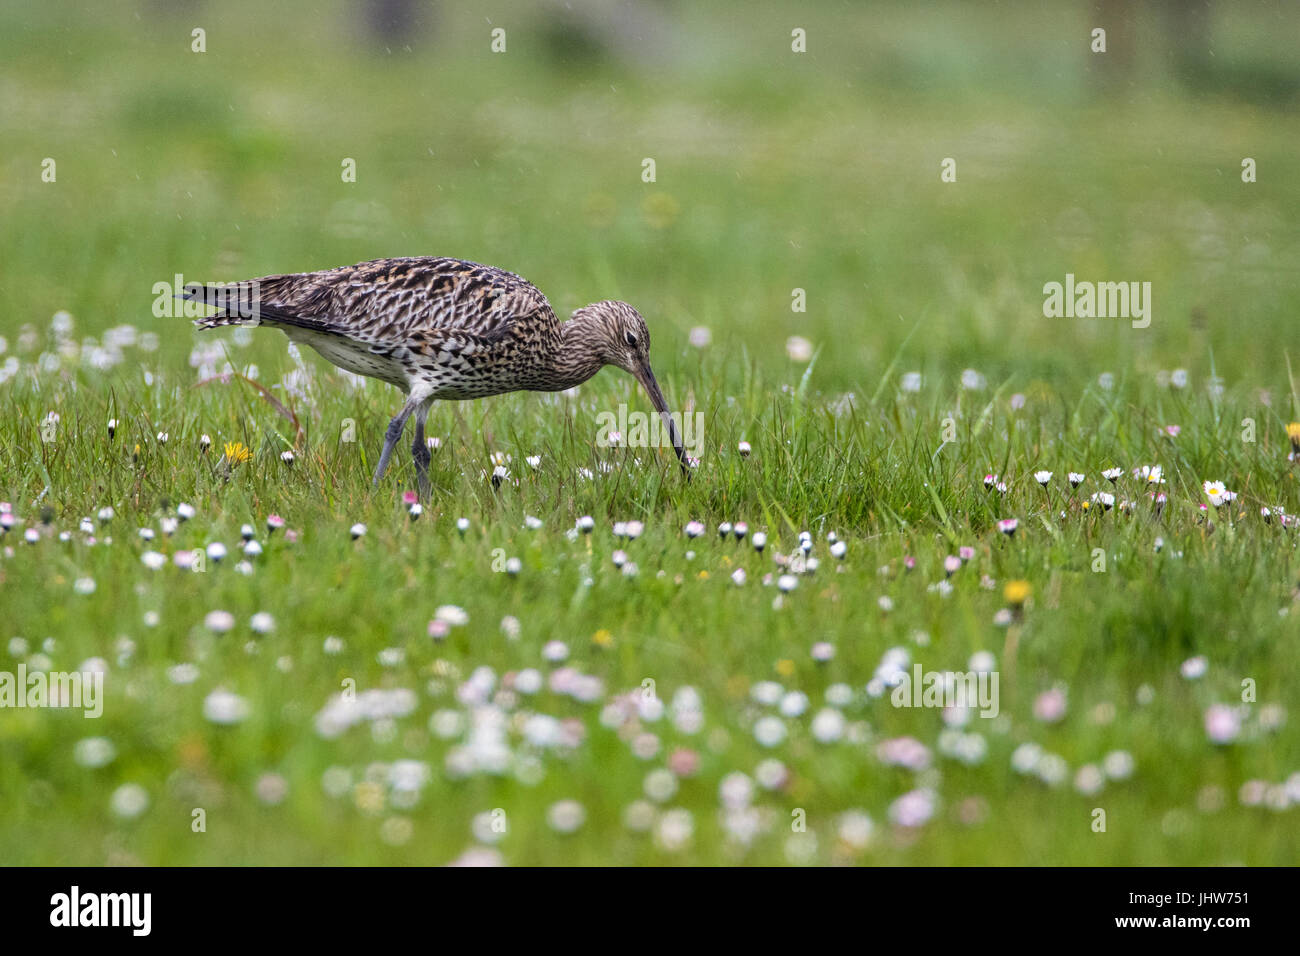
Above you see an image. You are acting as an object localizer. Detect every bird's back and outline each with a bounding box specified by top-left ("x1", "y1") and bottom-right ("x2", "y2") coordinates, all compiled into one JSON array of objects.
[
  {"x1": 188, "y1": 256, "x2": 563, "y2": 397},
  {"x1": 243, "y1": 257, "x2": 554, "y2": 343}
]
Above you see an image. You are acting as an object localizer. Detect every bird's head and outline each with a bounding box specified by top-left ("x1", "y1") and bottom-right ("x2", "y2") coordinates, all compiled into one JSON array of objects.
[{"x1": 572, "y1": 300, "x2": 689, "y2": 474}]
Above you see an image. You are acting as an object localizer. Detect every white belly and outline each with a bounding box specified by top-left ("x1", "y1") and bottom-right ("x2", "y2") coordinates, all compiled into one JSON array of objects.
[{"x1": 287, "y1": 329, "x2": 409, "y2": 390}]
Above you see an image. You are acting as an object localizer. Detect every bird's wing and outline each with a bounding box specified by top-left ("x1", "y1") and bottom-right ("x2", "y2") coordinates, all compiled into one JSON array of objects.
[{"x1": 186, "y1": 257, "x2": 556, "y2": 353}]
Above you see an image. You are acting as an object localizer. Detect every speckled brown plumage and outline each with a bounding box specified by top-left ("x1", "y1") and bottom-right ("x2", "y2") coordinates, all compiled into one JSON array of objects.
[{"x1": 183, "y1": 256, "x2": 686, "y2": 494}]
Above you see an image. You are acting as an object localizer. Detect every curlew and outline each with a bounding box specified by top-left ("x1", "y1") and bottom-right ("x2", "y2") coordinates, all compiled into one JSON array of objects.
[{"x1": 182, "y1": 257, "x2": 688, "y2": 495}]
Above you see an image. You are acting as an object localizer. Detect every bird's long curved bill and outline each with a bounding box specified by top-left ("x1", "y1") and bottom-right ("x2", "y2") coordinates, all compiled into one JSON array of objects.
[{"x1": 634, "y1": 365, "x2": 691, "y2": 476}]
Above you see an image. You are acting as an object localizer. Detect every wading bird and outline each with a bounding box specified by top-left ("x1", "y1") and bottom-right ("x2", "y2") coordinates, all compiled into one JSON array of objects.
[{"x1": 183, "y1": 257, "x2": 689, "y2": 496}]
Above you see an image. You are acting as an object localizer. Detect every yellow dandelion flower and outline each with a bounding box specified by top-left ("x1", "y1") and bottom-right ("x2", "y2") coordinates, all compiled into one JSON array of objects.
[
  {"x1": 697, "y1": 570, "x2": 709, "y2": 580},
  {"x1": 592, "y1": 629, "x2": 613, "y2": 648},
  {"x1": 775, "y1": 658, "x2": 795, "y2": 678},
  {"x1": 223, "y1": 441, "x2": 252, "y2": 465},
  {"x1": 1004, "y1": 580, "x2": 1032, "y2": 606},
  {"x1": 1288, "y1": 422, "x2": 1300, "y2": 453}
]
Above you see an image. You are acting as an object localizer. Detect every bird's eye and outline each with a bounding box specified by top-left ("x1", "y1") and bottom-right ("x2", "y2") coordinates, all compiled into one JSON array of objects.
[{"x1": 624, "y1": 332, "x2": 638, "y2": 348}]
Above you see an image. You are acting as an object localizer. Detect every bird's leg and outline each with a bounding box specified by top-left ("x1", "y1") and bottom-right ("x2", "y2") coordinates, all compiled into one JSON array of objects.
[
  {"x1": 411, "y1": 400, "x2": 433, "y2": 500},
  {"x1": 372, "y1": 396, "x2": 419, "y2": 487}
]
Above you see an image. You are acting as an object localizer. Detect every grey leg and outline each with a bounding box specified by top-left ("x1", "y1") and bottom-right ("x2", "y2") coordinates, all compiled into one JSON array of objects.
[
  {"x1": 372, "y1": 396, "x2": 420, "y2": 486},
  {"x1": 411, "y1": 400, "x2": 433, "y2": 499}
]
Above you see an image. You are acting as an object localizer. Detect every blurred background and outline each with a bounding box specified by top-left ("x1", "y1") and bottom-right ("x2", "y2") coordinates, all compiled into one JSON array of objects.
[{"x1": 2, "y1": 0, "x2": 1298, "y2": 394}]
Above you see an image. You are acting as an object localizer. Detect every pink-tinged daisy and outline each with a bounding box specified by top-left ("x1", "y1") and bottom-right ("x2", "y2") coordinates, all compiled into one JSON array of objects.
[
  {"x1": 958, "y1": 546, "x2": 975, "y2": 562},
  {"x1": 1033, "y1": 688, "x2": 1067, "y2": 723},
  {"x1": 1204, "y1": 704, "x2": 1241, "y2": 745},
  {"x1": 888, "y1": 788, "x2": 937, "y2": 828},
  {"x1": 983, "y1": 473, "x2": 998, "y2": 490},
  {"x1": 1164, "y1": 425, "x2": 1180, "y2": 437},
  {"x1": 996, "y1": 518, "x2": 1019, "y2": 537},
  {"x1": 903, "y1": 555, "x2": 916, "y2": 570},
  {"x1": 266, "y1": 514, "x2": 285, "y2": 534},
  {"x1": 683, "y1": 520, "x2": 705, "y2": 539}
]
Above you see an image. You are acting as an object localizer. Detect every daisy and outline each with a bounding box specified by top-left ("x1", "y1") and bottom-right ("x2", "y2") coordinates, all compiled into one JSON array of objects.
[
  {"x1": 996, "y1": 518, "x2": 1019, "y2": 537},
  {"x1": 1202, "y1": 481, "x2": 1228, "y2": 507},
  {"x1": 1068, "y1": 472, "x2": 1085, "y2": 488},
  {"x1": 1034, "y1": 470, "x2": 1052, "y2": 487},
  {"x1": 1101, "y1": 467, "x2": 1121, "y2": 483},
  {"x1": 737, "y1": 440, "x2": 752, "y2": 457}
]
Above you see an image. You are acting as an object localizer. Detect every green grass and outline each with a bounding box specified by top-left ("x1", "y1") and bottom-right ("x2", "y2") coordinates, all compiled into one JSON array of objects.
[{"x1": 1, "y1": 0, "x2": 1299, "y2": 865}]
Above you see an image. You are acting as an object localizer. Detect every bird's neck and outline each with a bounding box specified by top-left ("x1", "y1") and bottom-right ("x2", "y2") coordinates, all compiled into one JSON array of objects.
[{"x1": 548, "y1": 314, "x2": 607, "y2": 391}]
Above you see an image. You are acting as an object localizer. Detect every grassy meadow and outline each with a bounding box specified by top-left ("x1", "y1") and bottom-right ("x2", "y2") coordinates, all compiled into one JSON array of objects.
[{"x1": 1, "y1": 0, "x2": 1299, "y2": 865}]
